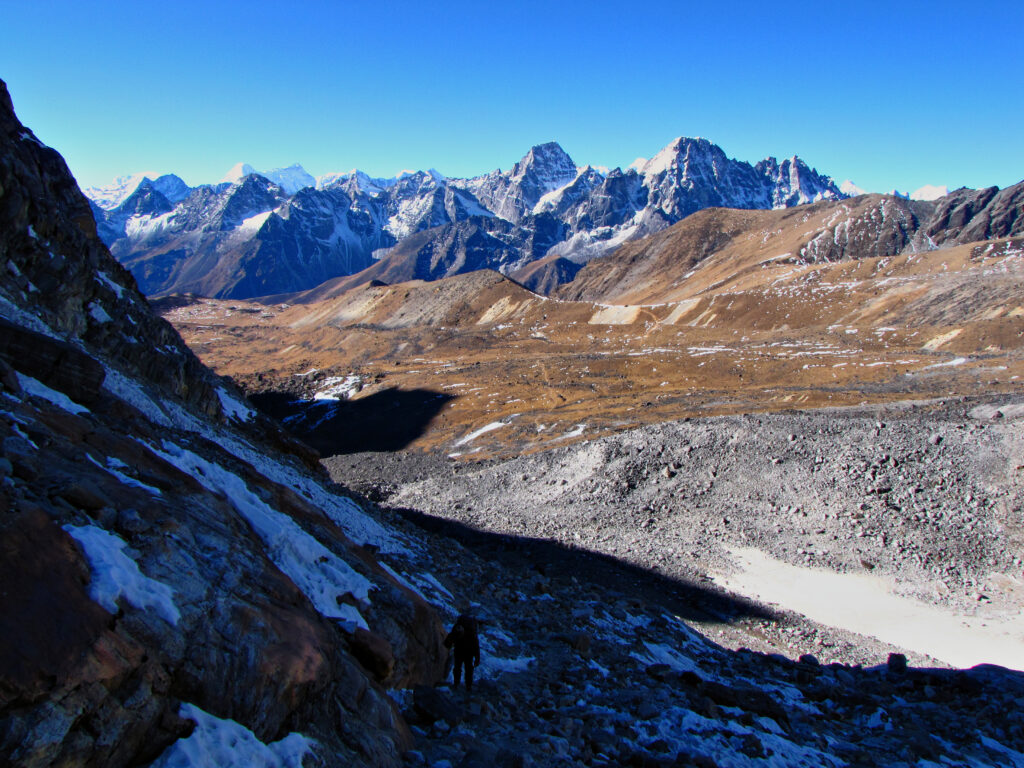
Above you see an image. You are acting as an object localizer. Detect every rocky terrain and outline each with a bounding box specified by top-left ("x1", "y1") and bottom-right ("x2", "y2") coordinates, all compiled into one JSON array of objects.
[
  {"x1": 320, "y1": 395, "x2": 1024, "y2": 764},
  {"x1": 339, "y1": 396, "x2": 1024, "y2": 634},
  {"x1": 89, "y1": 138, "x2": 844, "y2": 299}
]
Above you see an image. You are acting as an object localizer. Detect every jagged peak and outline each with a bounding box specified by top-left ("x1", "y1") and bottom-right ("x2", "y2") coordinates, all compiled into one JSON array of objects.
[
  {"x1": 512, "y1": 142, "x2": 576, "y2": 178},
  {"x1": 638, "y1": 136, "x2": 721, "y2": 177}
]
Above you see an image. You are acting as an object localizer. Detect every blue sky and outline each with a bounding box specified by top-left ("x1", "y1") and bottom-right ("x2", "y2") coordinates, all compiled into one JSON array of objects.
[{"x1": 2, "y1": 0, "x2": 1022, "y2": 194}]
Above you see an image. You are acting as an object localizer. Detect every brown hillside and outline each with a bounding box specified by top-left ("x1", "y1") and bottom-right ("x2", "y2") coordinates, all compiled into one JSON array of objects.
[{"x1": 163, "y1": 214, "x2": 1024, "y2": 458}]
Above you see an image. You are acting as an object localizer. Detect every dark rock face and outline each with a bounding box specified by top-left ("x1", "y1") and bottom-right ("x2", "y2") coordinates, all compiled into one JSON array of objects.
[
  {"x1": 0, "y1": 77, "x2": 448, "y2": 767},
  {"x1": 0, "y1": 81, "x2": 218, "y2": 415},
  {"x1": 926, "y1": 181, "x2": 1024, "y2": 244}
]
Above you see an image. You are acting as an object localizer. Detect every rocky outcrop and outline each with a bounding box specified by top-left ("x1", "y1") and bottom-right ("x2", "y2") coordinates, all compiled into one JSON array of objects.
[
  {"x1": 510, "y1": 253, "x2": 583, "y2": 295},
  {"x1": 0, "y1": 84, "x2": 218, "y2": 415},
  {"x1": 0, "y1": 77, "x2": 448, "y2": 767},
  {"x1": 925, "y1": 181, "x2": 1024, "y2": 245}
]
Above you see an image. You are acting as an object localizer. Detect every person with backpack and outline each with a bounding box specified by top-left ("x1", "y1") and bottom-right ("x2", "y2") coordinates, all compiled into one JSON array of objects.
[{"x1": 444, "y1": 614, "x2": 481, "y2": 692}]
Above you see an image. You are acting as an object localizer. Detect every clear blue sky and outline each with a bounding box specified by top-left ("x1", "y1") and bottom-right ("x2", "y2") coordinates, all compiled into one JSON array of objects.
[{"x1": 2, "y1": 0, "x2": 1022, "y2": 194}]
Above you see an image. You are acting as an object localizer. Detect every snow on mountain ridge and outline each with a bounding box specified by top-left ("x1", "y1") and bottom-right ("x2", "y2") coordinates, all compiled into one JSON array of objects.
[
  {"x1": 911, "y1": 184, "x2": 950, "y2": 201},
  {"x1": 261, "y1": 164, "x2": 316, "y2": 195},
  {"x1": 96, "y1": 135, "x2": 851, "y2": 298},
  {"x1": 841, "y1": 179, "x2": 867, "y2": 197},
  {"x1": 85, "y1": 172, "x2": 160, "y2": 210},
  {"x1": 219, "y1": 163, "x2": 257, "y2": 184}
]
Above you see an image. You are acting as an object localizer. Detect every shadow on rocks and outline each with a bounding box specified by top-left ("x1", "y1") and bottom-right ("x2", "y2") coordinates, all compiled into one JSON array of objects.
[
  {"x1": 250, "y1": 387, "x2": 454, "y2": 455},
  {"x1": 394, "y1": 507, "x2": 775, "y2": 625}
]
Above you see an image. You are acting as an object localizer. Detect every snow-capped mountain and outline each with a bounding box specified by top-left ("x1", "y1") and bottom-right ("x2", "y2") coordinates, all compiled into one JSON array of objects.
[
  {"x1": 85, "y1": 172, "x2": 191, "y2": 210},
  {"x1": 840, "y1": 179, "x2": 867, "y2": 197},
  {"x1": 260, "y1": 163, "x2": 316, "y2": 194},
  {"x1": 218, "y1": 162, "x2": 257, "y2": 184},
  {"x1": 219, "y1": 163, "x2": 315, "y2": 194},
  {"x1": 451, "y1": 141, "x2": 579, "y2": 224},
  {"x1": 89, "y1": 137, "x2": 850, "y2": 299},
  {"x1": 911, "y1": 184, "x2": 949, "y2": 201}
]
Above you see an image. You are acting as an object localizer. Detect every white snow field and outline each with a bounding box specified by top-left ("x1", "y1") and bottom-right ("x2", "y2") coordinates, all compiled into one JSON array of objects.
[{"x1": 715, "y1": 547, "x2": 1024, "y2": 670}]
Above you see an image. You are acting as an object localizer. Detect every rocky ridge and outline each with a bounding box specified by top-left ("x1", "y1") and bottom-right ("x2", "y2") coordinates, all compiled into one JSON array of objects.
[{"x1": 560, "y1": 189, "x2": 1024, "y2": 305}]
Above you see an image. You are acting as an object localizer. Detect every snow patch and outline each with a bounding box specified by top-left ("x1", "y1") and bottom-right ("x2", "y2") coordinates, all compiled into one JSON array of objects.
[
  {"x1": 150, "y1": 703, "x2": 313, "y2": 768},
  {"x1": 101, "y1": 366, "x2": 173, "y2": 427},
  {"x1": 95, "y1": 271, "x2": 126, "y2": 298},
  {"x1": 88, "y1": 301, "x2": 112, "y2": 324},
  {"x1": 217, "y1": 386, "x2": 255, "y2": 421},
  {"x1": 454, "y1": 421, "x2": 508, "y2": 447},
  {"x1": 238, "y1": 210, "x2": 273, "y2": 232},
  {"x1": 15, "y1": 372, "x2": 89, "y2": 415},
  {"x1": 477, "y1": 654, "x2": 535, "y2": 678},
  {"x1": 632, "y1": 641, "x2": 701, "y2": 675},
  {"x1": 86, "y1": 453, "x2": 162, "y2": 496},
  {"x1": 63, "y1": 524, "x2": 180, "y2": 625},
  {"x1": 153, "y1": 441, "x2": 373, "y2": 630},
  {"x1": 313, "y1": 375, "x2": 362, "y2": 401}
]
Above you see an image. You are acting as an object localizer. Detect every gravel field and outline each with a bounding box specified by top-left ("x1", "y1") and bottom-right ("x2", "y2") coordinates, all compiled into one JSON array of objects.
[{"x1": 327, "y1": 395, "x2": 1024, "y2": 669}]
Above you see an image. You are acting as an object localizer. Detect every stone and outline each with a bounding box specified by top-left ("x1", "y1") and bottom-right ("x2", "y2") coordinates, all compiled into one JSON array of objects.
[
  {"x1": 887, "y1": 653, "x2": 908, "y2": 674},
  {"x1": 411, "y1": 686, "x2": 462, "y2": 726},
  {"x1": 350, "y1": 628, "x2": 396, "y2": 683}
]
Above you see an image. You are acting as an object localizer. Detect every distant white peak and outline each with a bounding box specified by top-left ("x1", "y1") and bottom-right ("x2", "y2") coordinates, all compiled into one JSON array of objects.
[
  {"x1": 84, "y1": 172, "x2": 160, "y2": 210},
  {"x1": 887, "y1": 189, "x2": 910, "y2": 200},
  {"x1": 219, "y1": 163, "x2": 257, "y2": 184},
  {"x1": 315, "y1": 171, "x2": 347, "y2": 190},
  {"x1": 910, "y1": 184, "x2": 949, "y2": 201},
  {"x1": 628, "y1": 157, "x2": 648, "y2": 172},
  {"x1": 589, "y1": 165, "x2": 610, "y2": 176},
  {"x1": 840, "y1": 180, "x2": 867, "y2": 197},
  {"x1": 261, "y1": 164, "x2": 315, "y2": 195}
]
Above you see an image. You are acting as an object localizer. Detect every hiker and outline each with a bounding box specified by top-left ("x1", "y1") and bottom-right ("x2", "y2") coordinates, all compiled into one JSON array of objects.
[{"x1": 444, "y1": 614, "x2": 481, "y2": 691}]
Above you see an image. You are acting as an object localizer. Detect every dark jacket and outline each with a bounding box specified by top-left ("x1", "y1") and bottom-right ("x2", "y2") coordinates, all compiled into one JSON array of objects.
[{"x1": 444, "y1": 614, "x2": 481, "y2": 665}]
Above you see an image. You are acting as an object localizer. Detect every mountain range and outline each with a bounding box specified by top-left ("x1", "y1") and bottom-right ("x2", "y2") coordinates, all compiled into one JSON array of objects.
[{"x1": 87, "y1": 138, "x2": 847, "y2": 299}]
